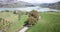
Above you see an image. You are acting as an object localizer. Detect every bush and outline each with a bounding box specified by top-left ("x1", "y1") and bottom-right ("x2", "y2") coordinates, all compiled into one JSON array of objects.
[
  {"x1": 28, "y1": 16, "x2": 37, "y2": 25},
  {"x1": 13, "y1": 10, "x2": 17, "y2": 14},
  {"x1": 4, "y1": 10, "x2": 9, "y2": 12},
  {"x1": 29, "y1": 10, "x2": 39, "y2": 20},
  {"x1": 26, "y1": 12, "x2": 29, "y2": 15},
  {"x1": 1, "y1": 10, "x2": 9, "y2": 12},
  {"x1": 0, "y1": 18, "x2": 11, "y2": 32},
  {"x1": 24, "y1": 10, "x2": 39, "y2": 26}
]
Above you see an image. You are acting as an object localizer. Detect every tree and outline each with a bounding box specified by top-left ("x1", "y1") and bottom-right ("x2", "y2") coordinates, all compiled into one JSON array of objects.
[
  {"x1": 24, "y1": 10, "x2": 39, "y2": 26},
  {"x1": 29, "y1": 10, "x2": 39, "y2": 20},
  {"x1": 28, "y1": 16, "x2": 37, "y2": 26}
]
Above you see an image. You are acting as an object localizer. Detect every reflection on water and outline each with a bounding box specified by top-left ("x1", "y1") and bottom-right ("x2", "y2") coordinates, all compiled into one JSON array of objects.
[{"x1": 0, "y1": 6, "x2": 60, "y2": 12}]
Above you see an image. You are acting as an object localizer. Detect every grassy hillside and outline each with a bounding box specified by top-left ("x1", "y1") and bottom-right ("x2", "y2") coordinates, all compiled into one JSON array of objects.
[
  {"x1": 27, "y1": 12, "x2": 60, "y2": 32},
  {"x1": 0, "y1": 12, "x2": 28, "y2": 32}
]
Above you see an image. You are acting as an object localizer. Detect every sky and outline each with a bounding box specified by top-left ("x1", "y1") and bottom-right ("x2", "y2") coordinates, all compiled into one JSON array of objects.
[
  {"x1": 0, "y1": 0, "x2": 60, "y2": 3},
  {"x1": 18, "y1": 0, "x2": 60, "y2": 3}
]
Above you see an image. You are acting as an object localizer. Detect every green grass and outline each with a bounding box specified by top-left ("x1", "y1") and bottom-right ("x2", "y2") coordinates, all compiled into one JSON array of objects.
[
  {"x1": 0, "y1": 12, "x2": 28, "y2": 32},
  {"x1": 27, "y1": 12, "x2": 60, "y2": 32}
]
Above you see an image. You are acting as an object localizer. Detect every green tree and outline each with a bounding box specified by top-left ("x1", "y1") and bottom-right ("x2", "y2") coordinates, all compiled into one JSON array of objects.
[
  {"x1": 24, "y1": 10, "x2": 39, "y2": 26},
  {"x1": 29, "y1": 10, "x2": 39, "y2": 20}
]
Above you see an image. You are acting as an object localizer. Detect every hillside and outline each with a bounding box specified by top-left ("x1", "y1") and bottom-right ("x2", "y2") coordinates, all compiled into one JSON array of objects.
[
  {"x1": 0, "y1": 12, "x2": 28, "y2": 32},
  {"x1": 27, "y1": 12, "x2": 60, "y2": 32},
  {"x1": 40, "y1": 1, "x2": 60, "y2": 10},
  {"x1": 0, "y1": 1, "x2": 34, "y2": 8},
  {"x1": 49, "y1": 1, "x2": 60, "y2": 10}
]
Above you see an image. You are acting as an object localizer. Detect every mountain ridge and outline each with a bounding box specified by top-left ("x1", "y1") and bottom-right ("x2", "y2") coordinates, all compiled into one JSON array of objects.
[
  {"x1": 40, "y1": 1, "x2": 60, "y2": 10},
  {"x1": 0, "y1": 1, "x2": 35, "y2": 8}
]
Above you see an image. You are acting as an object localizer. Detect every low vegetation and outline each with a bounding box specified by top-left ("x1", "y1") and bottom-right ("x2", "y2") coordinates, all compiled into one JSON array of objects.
[
  {"x1": 0, "y1": 18, "x2": 11, "y2": 32},
  {"x1": 27, "y1": 12, "x2": 60, "y2": 32},
  {"x1": 0, "y1": 11, "x2": 28, "y2": 32},
  {"x1": 0, "y1": 10, "x2": 60, "y2": 32}
]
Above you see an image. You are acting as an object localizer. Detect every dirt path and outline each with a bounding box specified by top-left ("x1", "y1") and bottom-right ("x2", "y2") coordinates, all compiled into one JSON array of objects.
[{"x1": 19, "y1": 26, "x2": 29, "y2": 32}]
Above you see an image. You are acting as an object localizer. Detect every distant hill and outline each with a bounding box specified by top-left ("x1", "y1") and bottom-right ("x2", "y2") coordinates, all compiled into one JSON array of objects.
[
  {"x1": 48, "y1": 1, "x2": 60, "y2": 10},
  {"x1": 40, "y1": 1, "x2": 60, "y2": 10},
  {"x1": 0, "y1": 1, "x2": 35, "y2": 8}
]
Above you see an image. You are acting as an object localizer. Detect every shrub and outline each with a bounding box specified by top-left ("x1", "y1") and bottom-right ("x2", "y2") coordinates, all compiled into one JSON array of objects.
[
  {"x1": 0, "y1": 18, "x2": 2, "y2": 22},
  {"x1": 4, "y1": 10, "x2": 9, "y2": 12},
  {"x1": 28, "y1": 16, "x2": 37, "y2": 25},
  {"x1": 25, "y1": 16, "x2": 38, "y2": 26},
  {"x1": 29, "y1": 10, "x2": 39, "y2": 20},
  {"x1": 24, "y1": 16, "x2": 37, "y2": 26},
  {"x1": 24, "y1": 10, "x2": 39, "y2": 26},
  {"x1": 13, "y1": 10, "x2": 17, "y2": 14},
  {"x1": 0, "y1": 18, "x2": 11, "y2": 32},
  {"x1": 26, "y1": 12, "x2": 29, "y2": 15}
]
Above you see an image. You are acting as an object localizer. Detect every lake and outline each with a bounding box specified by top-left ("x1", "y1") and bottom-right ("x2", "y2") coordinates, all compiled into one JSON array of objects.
[{"x1": 0, "y1": 6, "x2": 60, "y2": 12}]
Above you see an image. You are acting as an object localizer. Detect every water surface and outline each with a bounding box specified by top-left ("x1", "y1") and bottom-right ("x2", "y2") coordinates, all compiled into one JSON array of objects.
[{"x1": 0, "y1": 6, "x2": 60, "y2": 12}]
